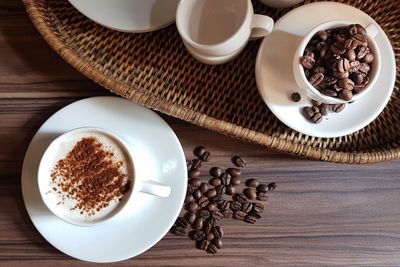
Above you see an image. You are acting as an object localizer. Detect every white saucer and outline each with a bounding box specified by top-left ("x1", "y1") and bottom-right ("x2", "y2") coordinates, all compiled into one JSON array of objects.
[
  {"x1": 21, "y1": 96, "x2": 187, "y2": 262},
  {"x1": 68, "y1": 0, "x2": 180, "y2": 33},
  {"x1": 255, "y1": 2, "x2": 396, "y2": 138}
]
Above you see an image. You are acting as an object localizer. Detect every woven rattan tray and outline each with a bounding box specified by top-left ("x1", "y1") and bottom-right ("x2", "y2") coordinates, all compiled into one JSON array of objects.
[{"x1": 23, "y1": 0, "x2": 400, "y2": 163}]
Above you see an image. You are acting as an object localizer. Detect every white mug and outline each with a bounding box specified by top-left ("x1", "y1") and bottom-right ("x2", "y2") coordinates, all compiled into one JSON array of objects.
[
  {"x1": 176, "y1": 0, "x2": 274, "y2": 63},
  {"x1": 38, "y1": 127, "x2": 171, "y2": 226},
  {"x1": 293, "y1": 20, "x2": 381, "y2": 104}
]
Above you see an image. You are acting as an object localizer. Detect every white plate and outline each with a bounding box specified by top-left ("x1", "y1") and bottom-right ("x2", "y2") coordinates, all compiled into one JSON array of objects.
[
  {"x1": 68, "y1": 0, "x2": 180, "y2": 33},
  {"x1": 255, "y1": 2, "x2": 396, "y2": 138},
  {"x1": 21, "y1": 96, "x2": 187, "y2": 262}
]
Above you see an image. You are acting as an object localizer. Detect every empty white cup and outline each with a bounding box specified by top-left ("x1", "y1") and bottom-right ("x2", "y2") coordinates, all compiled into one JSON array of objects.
[{"x1": 176, "y1": 0, "x2": 274, "y2": 63}]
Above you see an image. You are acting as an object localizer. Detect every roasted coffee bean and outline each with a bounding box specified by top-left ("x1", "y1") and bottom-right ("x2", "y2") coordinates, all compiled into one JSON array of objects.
[
  {"x1": 200, "y1": 151, "x2": 210, "y2": 162},
  {"x1": 226, "y1": 167, "x2": 241, "y2": 177},
  {"x1": 212, "y1": 226, "x2": 224, "y2": 239},
  {"x1": 318, "y1": 30, "x2": 328, "y2": 41},
  {"x1": 311, "y1": 106, "x2": 320, "y2": 114},
  {"x1": 189, "y1": 178, "x2": 202, "y2": 188},
  {"x1": 346, "y1": 49, "x2": 356, "y2": 61},
  {"x1": 333, "y1": 71, "x2": 349, "y2": 79},
  {"x1": 222, "y1": 210, "x2": 233, "y2": 218},
  {"x1": 334, "y1": 33, "x2": 346, "y2": 43},
  {"x1": 205, "y1": 188, "x2": 217, "y2": 198},
  {"x1": 209, "y1": 177, "x2": 222, "y2": 187},
  {"x1": 256, "y1": 184, "x2": 268, "y2": 192},
  {"x1": 234, "y1": 210, "x2": 247, "y2": 220},
  {"x1": 253, "y1": 203, "x2": 265, "y2": 212},
  {"x1": 353, "y1": 84, "x2": 366, "y2": 93},
  {"x1": 268, "y1": 182, "x2": 277, "y2": 191},
  {"x1": 213, "y1": 239, "x2": 223, "y2": 249},
  {"x1": 203, "y1": 218, "x2": 214, "y2": 233},
  {"x1": 291, "y1": 92, "x2": 301, "y2": 102},
  {"x1": 347, "y1": 24, "x2": 366, "y2": 35},
  {"x1": 344, "y1": 38, "x2": 358, "y2": 50},
  {"x1": 193, "y1": 217, "x2": 204, "y2": 230},
  {"x1": 175, "y1": 217, "x2": 188, "y2": 228},
  {"x1": 309, "y1": 73, "x2": 324, "y2": 87},
  {"x1": 352, "y1": 33, "x2": 368, "y2": 47},
  {"x1": 312, "y1": 113, "x2": 323, "y2": 124},
  {"x1": 331, "y1": 42, "x2": 346, "y2": 55},
  {"x1": 257, "y1": 191, "x2": 268, "y2": 201},
  {"x1": 189, "y1": 202, "x2": 199, "y2": 212},
  {"x1": 221, "y1": 173, "x2": 231, "y2": 185},
  {"x1": 244, "y1": 187, "x2": 257, "y2": 200},
  {"x1": 206, "y1": 203, "x2": 217, "y2": 212},
  {"x1": 241, "y1": 202, "x2": 253, "y2": 213},
  {"x1": 198, "y1": 196, "x2": 210, "y2": 208},
  {"x1": 336, "y1": 58, "x2": 350, "y2": 73},
  {"x1": 319, "y1": 46, "x2": 330, "y2": 60},
  {"x1": 324, "y1": 76, "x2": 337, "y2": 85},
  {"x1": 220, "y1": 200, "x2": 230, "y2": 210},
  {"x1": 197, "y1": 240, "x2": 210, "y2": 250},
  {"x1": 303, "y1": 106, "x2": 314, "y2": 119},
  {"x1": 189, "y1": 169, "x2": 200, "y2": 179},
  {"x1": 245, "y1": 178, "x2": 259, "y2": 188},
  {"x1": 333, "y1": 103, "x2": 346, "y2": 113},
  {"x1": 321, "y1": 89, "x2": 337, "y2": 97},
  {"x1": 209, "y1": 167, "x2": 223, "y2": 178},
  {"x1": 191, "y1": 230, "x2": 205, "y2": 241},
  {"x1": 186, "y1": 212, "x2": 196, "y2": 224},
  {"x1": 211, "y1": 211, "x2": 224, "y2": 221},
  {"x1": 244, "y1": 215, "x2": 257, "y2": 224},
  {"x1": 199, "y1": 209, "x2": 210, "y2": 219},
  {"x1": 193, "y1": 146, "x2": 206, "y2": 158},
  {"x1": 226, "y1": 184, "x2": 235, "y2": 195},
  {"x1": 357, "y1": 46, "x2": 368, "y2": 59},
  {"x1": 359, "y1": 63, "x2": 370, "y2": 75},
  {"x1": 231, "y1": 176, "x2": 241, "y2": 186},
  {"x1": 186, "y1": 160, "x2": 193, "y2": 170},
  {"x1": 232, "y1": 156, "x2": 246, "y2": 167},
  {"x1": 191, "y1": 158, "x2": 202, "y2": 170},
  {"x1": 206, "y1": 232, "x2": 215, "y2": 241},
  {"x1": 211, "y1": 195, "x2": 224, "y2": 205},
  {"x1": 193, "y1": 189, "x2": 202, "y2": 200},
  {"x1": 216, "y1": 185, "x2": 226, "y2": 195},
  {"x1": 313, "y1": 66, "x2": 325, "y2": 74},
  {"x1": 319, "y1": 104, "x2": 328, "y2": 116},
  {"x1": 233, "y1": 193, "x2": 247, "y2": 204},
  {"x1": 301, "y1": 55, "x2": 315, "y2": 69},
  {"x1": 230, "y1": 201, "x2": 242, "y2": 211},
  {"x1": 171, "y1": 226, "x2": 186, "y2": 236},
  {"x1": 200, "y1": 183, "x2": 209, "y2": 193},
  {"x1": 339, "y1": 90, "x2": 353, "y2": 101},
  {"x1": 207, "y1": 244, "x2": 218, "y2": 254},
  {"x1": 363, "y1": 53, "x2": 374, "y2": 63},
  {"x1": 185, "y1": 194, "x2": 195, "y2": 203},
  {"x1": 348, "y1": 60, "x2": 360, "y2": 73},
  {"x1": 187, "y1": 185, "x2": 194, "y2": 195},
  {"x1": 354, "y1": 73, "x2": 364, "y2": 85}
]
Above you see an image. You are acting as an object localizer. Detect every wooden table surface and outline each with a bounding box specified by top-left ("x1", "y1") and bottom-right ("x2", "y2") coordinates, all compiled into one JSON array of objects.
[{"x1": 1, "y1": 1, "x2": 400, "y2": 266}]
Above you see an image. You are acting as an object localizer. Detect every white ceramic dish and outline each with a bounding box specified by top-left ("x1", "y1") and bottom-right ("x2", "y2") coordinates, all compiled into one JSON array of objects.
[
  {"x1": 68, "y1": 0, "x2": 180, "y2": 33},
  {"x1": 255, "y1": 2, "x2": 396, "y2": 138},
  {"x1": 21, "y1": 96, "x2": 187, "y2": 262}
]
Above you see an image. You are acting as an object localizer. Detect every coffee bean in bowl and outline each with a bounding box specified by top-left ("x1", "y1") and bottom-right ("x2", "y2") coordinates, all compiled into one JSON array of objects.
[{"x1": 294, "y1": 20, "x2": 381, "y2": 104}]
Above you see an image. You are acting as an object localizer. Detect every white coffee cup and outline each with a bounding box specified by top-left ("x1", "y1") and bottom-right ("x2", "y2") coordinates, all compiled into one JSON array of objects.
[
  {"x1": 38, "y1": 127, "x2": 171, "y2": 227},
  {"x1": 176, "y1": 0, "x2": 274, "y2": 63},
  {"x1": 293, "y1": 20, "x2": 381, "y2": 104}
]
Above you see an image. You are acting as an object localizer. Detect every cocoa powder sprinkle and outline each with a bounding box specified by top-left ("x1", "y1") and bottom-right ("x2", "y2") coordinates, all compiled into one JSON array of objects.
[{"x1": 50, "y1": 137, "x2": 130, "y2": 216}]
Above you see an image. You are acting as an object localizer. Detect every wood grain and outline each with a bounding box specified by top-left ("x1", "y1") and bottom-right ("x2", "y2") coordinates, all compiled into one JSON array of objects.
[{"x1": 0, "y1": 0, "x2": 400, "y2": 266}]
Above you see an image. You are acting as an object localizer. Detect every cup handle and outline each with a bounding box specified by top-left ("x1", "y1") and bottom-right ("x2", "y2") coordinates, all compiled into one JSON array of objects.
[
  {"x1": 250, "y1": 14, "x2": 274, "y2": 39},
  {"x1": 139, "y1": 180, "x2": 171, "y2": 197},
  {"x1": 365, "y1": 23, "x2": 379, "y2": 39}
]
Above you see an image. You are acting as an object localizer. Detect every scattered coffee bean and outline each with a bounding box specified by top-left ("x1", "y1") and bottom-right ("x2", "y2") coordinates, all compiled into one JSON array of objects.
[
  {"x1": 219, "y1": 200, "x2": 230, "y2": 210},
  {"x1": 191, "y1": 158, "x2": 202, "y2": 170},
  {"x1": 189, "y1": 169, "x2": 200, "y2": 179},
  {"x1": 193, "y1": 189, "x2": 202, "y2": 200},
  {"x1": 233, "y1": 193, "x2": 247, "y2": 204},
  {"x1": 175, "y1": 217, "x2": 188, "y2": 228},
  {"x1": 243, "y1": 187, "x2": 257, "y2": 200},
  {"x1": 189, "y1": 202, "x2": 199, "y2": 212},
  {"x1": 215, "y1": 184, "x2": 226, "y2": 195},
  {"x1": 171, "y1": 226, "x2": 186, "y2": 236},
  {"x1": 268, "y1": 182, "x2": 277, "y2": 191},
  {"x1": 257, "y1": 191, "x2": 268, "y2": 201},
  {"x1": 198, "y1": 196, "x2": 210, "y2": 208},
  {"x1": 197, "y1": 240, "x2": 209, "y2": 250},
  {"x1": 244, "y1": 215, "x2": 257, "y2": 224},
  {"x1": 212, "y1": 226, "x2": 223, "y2": 239},
  {"x1": 230, "y1": 201, "x2": 242, "y2": 211},
  {"x1": 203, "y1": 218, "x2": 214, "y2": 233},
  {"x1": 205, "y1": 188, "x2": 217, "y2": 198},
  {"x1": 232, "y1": 156, "x2": 246, "y2": 167},
  {"x1": 291, "y1": 92, "x2": 301, "y2": 102},
  {"x1": 186, "y1": 160, "x2": 193, "y2": 170},
  {"x1": 226, "y1": 167, "x2": 241, "y2": 177},
  {"x1": 209, "y1": 167, "x2": 223, "y2": 178},
  {"x1": 253, "y1": 203, "x2": 264, "y2": 213},
  {"x1": 234, "y1": 211, "x2": 246, "y2": 220},
  {"x1": 230, "y1": 176, "x2": 241, "y2": 186},
  {"x1": 245, "y1": 178, "x2": 259, "y2": 188},
  {"x1": 193, "y1": 146, "x2": 206, "y2": 158},
  {"x1": 200, "y1": 151, "x2": 210, "y2": 162},
  {"x1": 200, "y1": 183, "x2": 209, "y2": 193},
  {"x1": 206, "y1": 203, "x2": 217, "y2": 212},
  {"x1": 209, "y1": 177, "x2": 221, "y2": 187},
  {"x1": 222, "y1": 210, "x2": 233, "y2": 218},
  {"x1": 226, "y1": 184, "x2": 235, "y2": 195},
  {"x1": 193, "y1": 217, "x2": 204, "y2": 230},
  {"x1": 256, "y1": 184, "x2": 268, "y2": 192},
  {"x1": 221, "y1": 173, "x2": 231, "y2": 185},
  {"x1": 206, "y1": 232, "x2": 215, "y2": 241},
  {"x1": 211, "y1": 211, "x2": 224, "y2": 221},
  {"x1": 211, "y1": 195, "x2": 224, "y2": 205},
  {"x1": 185, "y1": 194, "x2": 194, "y2": 203},
  {"x1": 207, "y1": 244, "x2": 218, "y2": 254},
  {"x1": 333, "y1": 103, "x2": 345, "y2": 113},
  {"x1": 213, "y1": 239, "x2": 223, "y2": 249},
  {"x1": 312, "y1": 112, "x2": 323, "y2": 124},
  {"x1": 191, "y1": 230, "x2": 205, "y2": 241},
  {"x1": 199, "y1": 209, "x2": 210, "y2": 219},
  {"x1": 241, "y1": 202, "x2": 253, "y2": 213},
  {"x1": 249, "y1": 211, "x2": 261, "y2": 219},
  {"x1": 186, "y1": 212, "x2": 196, "y2": 224},
  {"x1": 303, "y1": 106, "x2": 314, "y2": 119}
]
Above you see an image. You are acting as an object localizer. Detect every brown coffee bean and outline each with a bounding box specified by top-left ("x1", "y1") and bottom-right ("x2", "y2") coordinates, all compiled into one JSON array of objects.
[
  {"x1": 193, "y1": 217, "x2": 204, "y2": 230},
  {"x1": 206, "y1": 244, "x2": 218, "y2": 254},
  {"x1": 311, "y1": 106, "x2": 320, "y2": 114},
  {"x1": 339, "y1": 90, "x2": 353, "y2": 101},
  {"x1": 313, "y1": 66, "x2": 325, "y2": 74},
  {"x1": 189, "y1": 169, "x2": 200, "y2": 179},
  {"x1": 268, "y1": 182, "x2": 277, "y2": 191},
  {"x1": 311, "y1": 100, "x2": 321, "y2": 107},
  {"x1": 245, "y1": 178, "x2": 259, "y2": 188},
  {"x1": 257, "y1": 191, "x2": 268, "y2": 201},
  {"x1": 189, "y1": 202, "x2": 199, "y2": 212},
  {"x1": 363, "y1": 53, "x2": 374, "y2": 63},
  {"x1": 319, "y1": 45, "x2": 331, "y2": 60},
  {"x1": 209, "y1": 177, "x2": 221, "y2": 187},
  {"x1": 244, "y1": 215, "x2": 257, "y2": 224},
  {"x1": 232, "y1": 156, "x2": 246, "y2": 167},
  {"x1": 186, "y1": 212, "x2": 196, "y2": 224},
  {"x1": 186, "y1": 160, "x2": 193, "y2": 170},
  {"x1": 206, "y1": 203, "x2": 217, "y2": 212},
  {"x1": 333, "y1": 71, "x2": 349, "y2": 79},
  {"x1": 344, "y1": 38, "x2": 358, "y2": 50},
  {"x1": 301, "y1": 55, "x2": 315, "y2": 69},
  {"x1": 352, "y1": 33, "x2": 368, "y2": 46},
  {"x1": 348, "y1": 24, "x2": 366, "y2": 35},
  {"x1": 337, "y1": 58, "x2": 350, "y2": 73},
  {"x1": 206, "y1": 232, "x2": 215, "y2": 241},
  {"x1": 185, "y1": 194, "x2": 194, "y2": 203},
  {"x1": 346, "y1": 49, "x2": 356, "y2": 61},
  {"x1": 226, "y1": 184, "x2": 235, "y2": 195},
  {"x1": 189, "y1": 178, "x2": 202, "y2": 188},
  {"x1": 291, "y1": 92, "x2": 301, "y2": 102},
  {"x1": 253, "y1": 203, "x2": 264, "y2": 212},
  {"x1": 191, "y1": 230, "x2": 205, "y2": 241},
  {"x1": 338, "y1": 78, "x2": 354, "y2": 90},
  {"x1": 171, "y1": 226, "x2": 186, "y2": 236},
  {"x1": 357, "y1": 46, "x2": 368, "y2": 59},
  {"x1": 197, "y1": 240, "x2": 209, "y2": 250},
  {"x1": 200, "y1": 183, "x2": 209, "y2": 193},
  {"x1": 226, "y1": 167, "x2": 241, "y2": 177},
  {"x1": 203, "y1": 218, "x2": 214, "y2": 233},
  {"x1": 324, "y1": 76, "x2": 337, "y2": 85},
  {"x1": 205, "y1": 188, "x2": 217, "y2": 198},
  {"x1": 234, "y1": 210, "x2": 247, "y2": 220},
  {"x1": 349, "y1": 60, "x2": 361, "y2": 73},
  {"x1": 213, "y1": 239, "x2": 223, "y2": 249},
  {"x1": 212, "y1": 226, "x2": 224, "y2": 239},
  {"x1": 233, "y1": 193, "x2": 247, "y2": 204},
  {"x1": 209, "y1": 167, "x2": 223, "y2": 178},
  {"x1": 221, "y1": 173, "x2": 231, "y2": 185},
  {"x1": 199, "y1": 209, "x2": 210, "y2": 219},
  {"x1": 331, "y1": 42, "x2": 346, "y2": 55},
  {"x1": 320, "y1": 104, "x2": 328, "y2": 116},
  {"x1": 244, "y1": 188, "x2": 257, "y2": 200},
  {"x1": 334, "y1": 33, "x2": 346, "y2": 43},
  {"x1": 249, "y1": 211, "x2": 261, "y2": 219},
  {"x1": 175, "y1": 217, "x2": 188, "y2": 228},
  {"x1": 230, "y1": 201, "x2": 242, "y2": 211},
  {"x1": 200, "y1": 151, "x2": 210, "y2": 162},
  {"x1": 353, "y1": 85, "x2": 366, "y2": 94},
  {"x1": 187, "y1": 185, "x2": 194, "y2": 195},
  {"x1": 219, "y1": 200, "x2": 230, "y2": 210},
  {"x1": 191, "y1": 158, "x2": 202, "y2": 170},
  {"x1": 193, "y1": 189, "x2": 202, "y2": 200},
  {"x1": 354, "y1": 73, "x2": 364, "y2": 85},
  {"x1": 303, "y1": 106, "x2": 314, "y2": 119},
  {"x1": 355, "y1": 24, "x2": 367, "y2": 35},
  {"x1": 309, "y1": 73, "x2": 324, "y2": 87},
  {"x1": 230, "y1": 176, "x2": 241, "y2": 186},
  {"x1": 222, "y1": 210, "x2": 233, "y2": 218},
  {"x1": 332, "y1": 103, "x2": 345, "y2": 113},
  {"x1": 211, "y1": 211, "x2": 224, "y2": 221},
  {"x1": 193, "y1": 146, "x2": 206, "y2": 158},
  {"x1": 321, "y1": 89, "x2": 337, "y2": 97},
  {"x1": 211, "y1": 195, "x2": 224, "y2": 205},
  {"x1": 241, "y1": 202, "x2": 253, "y2": 213},
  {"x1": 312, "y1": 113, "x2": 323, "y2": 124},
  {"x1": 256, "y1": 184, "x2": 268, "y2": 192},
  {"x1": 198, "y1": 196, "x2": 210, "y2": 208},
  {"x1": 359, "y1": 63, "x2": 370, "y2": 75},
  {"x1": 318, "y1": 30, "x2": 328, "y2": 41},
  {"x1": 215, "y1": 185, "x2": 226, "y2": 195}
]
